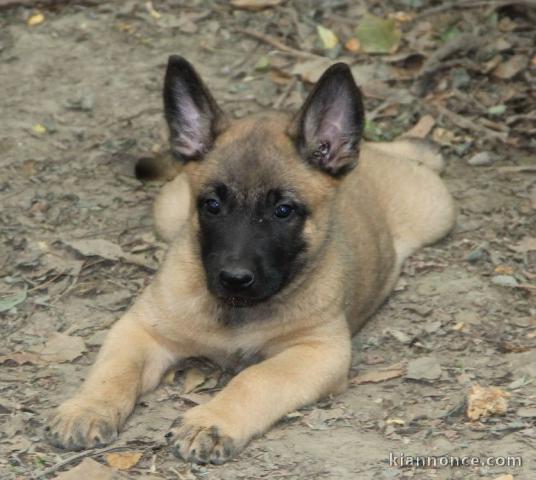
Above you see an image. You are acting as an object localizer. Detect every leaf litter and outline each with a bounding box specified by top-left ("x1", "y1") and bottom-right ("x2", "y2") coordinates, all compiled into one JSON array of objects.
[{"x1": 1, "y1": 0, "x2": 535, "y2": 478}]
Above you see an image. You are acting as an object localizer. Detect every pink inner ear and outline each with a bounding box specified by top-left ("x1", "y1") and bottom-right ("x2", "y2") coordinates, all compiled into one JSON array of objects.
[
  {"x1": 171, "y1": 86, "x2": 205, "y2": 157},
  {"x1": 304, "y1": 97, "x2": 349, "y2": 161}
]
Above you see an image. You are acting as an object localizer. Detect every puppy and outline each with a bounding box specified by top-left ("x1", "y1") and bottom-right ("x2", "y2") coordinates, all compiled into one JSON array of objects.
[{"x1": 47, "y1": 57, "x2": 455, "y2": 464}]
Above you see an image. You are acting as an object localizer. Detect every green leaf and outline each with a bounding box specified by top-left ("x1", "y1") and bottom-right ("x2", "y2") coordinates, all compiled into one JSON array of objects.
[
  {"x1": 488, "y1": 104, "x2": 506, "y2": 116},
  {"x1": 0, "y1": 287, "x2": 27, "y2": 313},
  {"x1": 355, "y1": 14, "x2": 401, "y2": 54},
  {"x1": 254, "y1": 55, "x2": 271, "y2": 72},
  {"x1": 316, "y1": 25, "x2": 339, "y2": 50},
  {"x1": 440, "y1": 25, "x2": 461, "y2": 43}
]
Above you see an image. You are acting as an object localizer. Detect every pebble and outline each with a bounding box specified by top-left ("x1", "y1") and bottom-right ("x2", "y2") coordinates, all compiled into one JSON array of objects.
[
  {"x1": 491, "y1": 275, "x2": 519, "y2": 287},
  {"x1": 467, "y1": 151, "x2": 494, "y2": 166}
]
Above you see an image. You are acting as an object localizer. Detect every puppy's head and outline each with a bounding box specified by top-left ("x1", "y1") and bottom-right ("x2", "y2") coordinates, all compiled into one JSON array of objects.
[{"x1": 164, "y1": 56, "x2": 364, "y2": 307}]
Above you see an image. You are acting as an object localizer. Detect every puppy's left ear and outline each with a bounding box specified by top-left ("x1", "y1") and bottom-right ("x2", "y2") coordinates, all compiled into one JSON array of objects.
[
  {"x1": 164, "y1": 56, "x2": 227, "y2": 161},
  {"x1": 288, "y1": 63, "x2": 364, "y2": 177}
]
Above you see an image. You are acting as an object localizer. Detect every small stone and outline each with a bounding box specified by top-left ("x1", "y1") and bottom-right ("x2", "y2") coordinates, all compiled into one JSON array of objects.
[
  {"x1": 467, "y1": 151, "x2": 494, "y2": 166},
  {"x1": 406, "y1": 356, "x2": 442, "y2": 381},
  {"x1": 492, "y1": 275, "x2": 519, "y2": 287},
  {"x1": 466, "y1": 246, "x2": 487, "y2": 263}
]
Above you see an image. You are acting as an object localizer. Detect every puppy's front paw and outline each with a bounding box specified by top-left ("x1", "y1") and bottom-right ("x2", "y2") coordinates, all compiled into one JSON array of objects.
[
  {"x1": 46, "y1": 398, "x2": 119, "y2": 450},
  {"x1": 168, "y1": 406, "x2": 239, "y2": 465}
]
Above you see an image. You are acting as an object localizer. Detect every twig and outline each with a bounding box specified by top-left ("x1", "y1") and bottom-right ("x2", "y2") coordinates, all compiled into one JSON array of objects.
[
  {"x1": 414, "y1": 0, "x2": 536, "y2": 21},
  {"x1": 413, "y1": 33, "x2": 479, "y2": 96},
  {"x1": 432, "y1": 103, "x2": 508, "y2": 142},
  {"x1": 273, "y1": 77, "x2": 298, "y2": 110},
  {"x1": 235, "y1": 28, "x2": 323, "y2": 60},
  {"x1": 32, "y1": 445, "x2": 132, "y2": 479},
  {"x1": 0, "y1": 0, "x2": 101, "y2": 9}
]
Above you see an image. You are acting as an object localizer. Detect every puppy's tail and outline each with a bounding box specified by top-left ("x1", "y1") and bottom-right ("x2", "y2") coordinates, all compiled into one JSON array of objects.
[{"x1": 135, "y1": 152, "x2": 183, "y2": 181}]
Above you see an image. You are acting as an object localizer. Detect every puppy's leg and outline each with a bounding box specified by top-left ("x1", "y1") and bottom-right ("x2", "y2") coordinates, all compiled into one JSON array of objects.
[
  {"x1": 47, "y1": 308, "x2": 179, "y2": 450},
  {"x1": 170, "y1": 325, "x2": 351, "y2": 465}
]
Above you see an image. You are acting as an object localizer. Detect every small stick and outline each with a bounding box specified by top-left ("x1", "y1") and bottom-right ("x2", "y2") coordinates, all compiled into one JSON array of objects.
[
  {"x1": 413, "y1": 0, "x2": 536, "y2": 21},
  {"x1": 273, "y1": 77, "x2": 298, "y2": 110},
  {"x1": 433, "y1": 103, "x2": 508, "y2": 142},
  {"x1": 32, "y1": 445, "x2": 133, "y2": 479},
  {"x1": 235, "y1": 28, "x2": 323, "y2": 60}
]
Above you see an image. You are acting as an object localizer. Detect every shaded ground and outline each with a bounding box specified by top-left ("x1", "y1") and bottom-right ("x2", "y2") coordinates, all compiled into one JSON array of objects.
[{"x1": 0, "y1": 1, "x2": 535, "y2": 479}]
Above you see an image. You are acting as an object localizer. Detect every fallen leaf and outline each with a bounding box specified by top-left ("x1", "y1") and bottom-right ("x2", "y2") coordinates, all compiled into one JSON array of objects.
[
  {"x1": 53, "y1": 458, "x2": 124, "y2": 479},
  {"x1": 63, "y1": 238, "x2": 124, "y2": 261},
  {"x1": 351, "y1": 362, "x2": 405, "y2": 385},
  {"x1": 183, "y1": 368, "x2": 207, "y2": 394},
  {"x1": 402, "y1": 115, "x2": 435, "y2": 138},
  {"x1": 105, "y1": 451, "x2": 143, "y2": 470},
  {"x1": 0, "y1": 351, "x2": 42, "y2": 366},
  {"x1": 63, "y1": 238, "x2": 156, "y2": 270},
  {"x1": 355, "y1": 14, "x2": 401, "y2": 54},
  {"x1": 27, "y1": 12, "x2": 44, "y2": 27},
  {"x1": 406, "y1": 356, "x2": 442, "y2": 381},
  {"x1": 38, "y1": 332, "x2": 86, "y2": 363},
  {"x1": 291, "y1": 58, "x2": 332, "y2": 83},
  {"x1": 230, "y1": 0, "x2": 282, "y2": 11},
  {"x1": 493, "y1": 54, "x2": 529, "y2": 79},
  {"x1": 145, "y1": 1, "x2": 161, "y2": 20},
  {"x1": 517, "y1": 407, "x2": 536, "y2": 418},
  {"x1": 467, "y1": 151, "x2": 494, "y2": 166},
  {"x1": 316, "y1": 25, "x2": 338, "y2": 50},
  {"x1": 510, "y1": 237, "x2": 536, "y2": 254},
  {"x1": 0, "y1": 287, "x2": 27, "y2": 313},
  {"x1": 466, "y1": 385, "x2": 510, "y2": 421},
  {"x1": 254, "y1": 55, "x2": 271, "y2": 71},
  {"x1": 492, "y1": 475, "x2": 513, "y2": 480}
]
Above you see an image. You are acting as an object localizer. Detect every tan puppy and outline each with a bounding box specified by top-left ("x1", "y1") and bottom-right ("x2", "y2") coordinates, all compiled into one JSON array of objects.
[{"x1": 47, "y1": 57, "x2": 455, "y2": 464}]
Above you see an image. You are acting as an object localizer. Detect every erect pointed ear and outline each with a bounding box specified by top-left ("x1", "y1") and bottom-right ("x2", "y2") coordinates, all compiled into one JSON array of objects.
[
  {"x1": 287, "y1": 63, "x2": 365, "y2": 177},
  {"x1": 163, "y1": 56, "x2": 227, "y2": 161}
]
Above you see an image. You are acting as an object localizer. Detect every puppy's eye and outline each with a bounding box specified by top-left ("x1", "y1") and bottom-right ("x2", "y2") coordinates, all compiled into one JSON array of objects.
[
  {"x1": 274, "y1": 204, "x2": 294, "y2": 219},
  {"x1": 205, "y1": 199, "x2": 221, "y2": 214}
]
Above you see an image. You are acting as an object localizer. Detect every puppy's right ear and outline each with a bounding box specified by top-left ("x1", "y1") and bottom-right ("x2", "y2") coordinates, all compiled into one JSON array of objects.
[{"x1": 164, "y1": 56, "x2": 227, "y2": 161}]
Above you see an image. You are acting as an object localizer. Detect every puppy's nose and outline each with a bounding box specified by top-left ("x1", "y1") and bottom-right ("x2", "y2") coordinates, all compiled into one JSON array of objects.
[{"x1": 219, "y1": 268, "x2": 254, "y2": 290}]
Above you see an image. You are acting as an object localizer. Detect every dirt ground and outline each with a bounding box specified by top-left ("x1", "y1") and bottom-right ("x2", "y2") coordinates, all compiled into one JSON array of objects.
[{"x1": 0, "y1": 1, "x2": 535, "y2": 479}]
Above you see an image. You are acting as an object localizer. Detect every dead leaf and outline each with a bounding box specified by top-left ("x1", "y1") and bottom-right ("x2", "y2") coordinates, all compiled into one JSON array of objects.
[
  {"x1": 316, "y1": 25, "x2": 338, "y2": 50},
  {"x1": 183, "y1": 368, "x2": 207, "y2": 394},
  {"x1": 230, "y1": 0, "x2": 282, "y2": 11},
  {"x1": 105, "y1": 451, "x2": 143, "y2": 470},
  {"x1": 491, "y1": 475, "x2": 514, "y2": 480},
  {"x1": 402, "y1": 115, "x2": 435, "y2": 138},
  {"x1": 493, "y1": 54, "x2": 529, "y2": 79},
  {"x1": 0, "y1": 351, "x2": 42, "y2": 366},
  {"x1": 63, "y1": 238, "x2": 124, "y2": 261},
  {"x1": 53, "y1": 458, "x2": 125, "y2": 479},
  {"x1": 355, "y1": 14, "x2": 401, "y2": 54},
  {"x1": 38, "y1": 332, "x2": 86, "y2": 363},
  {"x1": 466, "y1": 385, "x2": 510, "y2": 421},
  {"x1": 291, "y1": 58, "x2": 332, "y2": 83},
  {"x1": 510, "y1": 237, "x2": 536, "y2": 254},
  {"x1": 0, "y1": 287, "x2": 27, "y2": 313},
  {"x1": 351, "y1": 362, "x2": 405, "y2": 385},
  {"x1": 63, "y1": 238, "x2": 156, "y2": 270}
]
